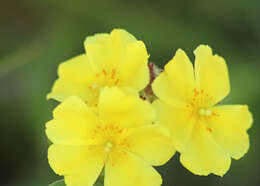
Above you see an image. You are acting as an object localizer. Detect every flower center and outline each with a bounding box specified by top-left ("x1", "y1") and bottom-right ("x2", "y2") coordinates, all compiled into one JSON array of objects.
[
  {"x1": 90, "y1": 124, "x2": 130, "y2": 153},
  {"x1": 185, "y1": 88, "x2": 221, "y2": 133},
  {"x1": 88, "y1": 68, "x2": 120, "y2": 90},
  {"x1": 85, "y1": 68, "x2": 121, "y2": 106},
  {"x1": 198, "y1": 108, "x2": 212, "y2": 116},
  {"x1": 186, "y1": 88, "x2": 215, "y2": 118},
  {"x1": 89, "y1": 124, "x2": 130, "y2": 166},
  {"x1": 104, "y1": 141, "x2": 113, "y2": 152}
]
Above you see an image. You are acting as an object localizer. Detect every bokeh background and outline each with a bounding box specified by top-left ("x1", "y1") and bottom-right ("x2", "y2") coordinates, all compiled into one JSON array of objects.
[{"x1": 1, "y1": 0, "x2": 259, "y2": 185}]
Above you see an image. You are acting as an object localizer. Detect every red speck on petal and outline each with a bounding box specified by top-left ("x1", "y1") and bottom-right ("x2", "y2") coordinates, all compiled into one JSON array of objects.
[
  {"x1": 212, "y1": 112, "x2": 220, "y2": 117},
  {"x1": 115, "y1": 79, "x2": 119, "y2": 85},
  {"x1": 102, "y1": 69, "x2": 107, "y2": 75},
  {"x1": 111, "y1": 69, "x2": 116, "y2": 79}
]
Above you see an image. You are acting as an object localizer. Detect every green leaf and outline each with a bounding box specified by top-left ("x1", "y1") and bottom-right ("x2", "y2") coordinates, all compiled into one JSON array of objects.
[
  {"x1": 95, "y1": 174, "x2": 104, "y2": 186},
  {"x1": 49, "y1": 179, "x2": 66, "y2": 186}
]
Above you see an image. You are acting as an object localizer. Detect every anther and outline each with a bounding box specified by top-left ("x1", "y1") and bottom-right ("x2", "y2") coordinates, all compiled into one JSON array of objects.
[
  {"x1": 194, "y1": 88, "x2": 199, "y2": 96},
  {"x1": 111, "y1": 69, "x2": 116, "y2": 79},
  {"x1": 102, "y1": 69, "x2": 107, "y2": 75},
  {"x1": 115, "y1": 79, "x2": 119, "y2": 85}
]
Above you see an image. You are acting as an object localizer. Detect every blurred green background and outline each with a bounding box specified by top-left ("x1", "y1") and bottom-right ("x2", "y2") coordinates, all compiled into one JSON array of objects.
[{"x1": 1, "y1": 0, "x2": 259, "y2": 185}]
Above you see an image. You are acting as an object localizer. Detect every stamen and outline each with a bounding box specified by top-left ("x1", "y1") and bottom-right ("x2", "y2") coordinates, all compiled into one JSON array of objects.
[
  {"x1": 115, "y1": 79, "x2": 119, "y2": 85},
  {"x1": 111, "y1": 69, "x2": 116, "y2": 79},
  {"x1": 90, "y1": 123, "x2": 129, "y2": 167},
  {"x1": 194, "y1": 88, "x2": 199, "y2": 96},
  {"x1": 102, "y1": 69, "x2": 107, "y2": 75},
  {"x1": 212, "y1": 112, "x2": 220, "y2": 117}
]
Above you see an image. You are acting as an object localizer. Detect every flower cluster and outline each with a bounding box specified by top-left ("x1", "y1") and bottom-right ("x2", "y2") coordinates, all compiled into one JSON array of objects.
[{"x1": 46, "y1": 29, "x2": 253, "y2": 186}]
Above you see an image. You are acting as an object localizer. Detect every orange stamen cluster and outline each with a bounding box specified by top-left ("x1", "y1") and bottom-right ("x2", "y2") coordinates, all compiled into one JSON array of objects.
[
  {"x1": 186, "y1": 88, "x2": 214, "y2": 118},
  {"x1": 89, "y1": 68, "x2": 120, "y2": 88},
  {"x1": 90, "y1": 124, "x2": 131, "y2": 166},
  {"x1": 85, "y1": 68, "x2": 120, "y2": 106},
  {"x1": 186, "y1": 88, "x2": 220, "y2": 133},
  {"x1": 93, "y1": 124, "x2": 124, "y2": 136}
]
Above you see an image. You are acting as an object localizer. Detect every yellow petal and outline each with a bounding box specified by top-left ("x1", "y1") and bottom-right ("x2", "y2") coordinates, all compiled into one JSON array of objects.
[
  {"x1": 194, "y1": 45, "x2": 230, "y2": 105},
  {"x1": 127, "y1": 125, "x2": 175, "y2": 166},
  {"x1": 84, "y1": 29, "x2": 137, "y2": 71},
  {"x1": 99, "y1": 87, "x2": 155, "y2": 128},
  {"x1": 118, "y1": 41, "x2": 149, "y2": 91},
  {"x1": 84, "y1": 33, "x2": 110, "y2": 45},
  {"x1": 152, "y1": 49, "x2": 195, "y2": 107},
  {"x1": 153, "y1": 100, "x2": 195, "y2": 152},
  {"x1": 207, "y1": 105, "x2": 253, "y2": 159},
  {"x1": 47, "y1": 78, "x2": 99, "y2": 106},
  {"x1": 48, "y1": 144, "x2": 104, "y2": 186},
  {"x1": 110, "y1": 29, "x2": 137, "y2": 44},
  {"x1": 120, "y1": 86, "x2": 140, "y2": 97},
  {"x1": 47, "y1": 54, "x2": 96, "y2": 103},
  {"x1": 180, "y1": 125, "x2": 231, "y2": 176},
  {"x1": 46, "y1": 96, "x2": 99, "y2": 145},
  {"x1": 84, "y1": 35, "x2": 113, "y2": 71},
  {"x1": 105, "y1": 152, "x2": 162, "y2": 186}
]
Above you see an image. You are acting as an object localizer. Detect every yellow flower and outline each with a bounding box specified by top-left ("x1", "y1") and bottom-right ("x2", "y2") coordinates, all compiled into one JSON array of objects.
[
  {"x1": 47, "y1": 29, "x2": 150, "y2": 106},
  {"x1": 152, "y1": 45, "x2": 253, "y2": 176},
  {"x1": 46, "y1": 87, "x2": 175, "y2": 186}
]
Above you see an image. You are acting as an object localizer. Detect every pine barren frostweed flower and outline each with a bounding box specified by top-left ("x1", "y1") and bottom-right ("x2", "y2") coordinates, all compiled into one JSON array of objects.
[
  {"x1": 46, "y1": 87, "x2": 175, "y2": 186},
  {"x1": 152, "y1": 45, "x2": 253, "y2": 176},
  {"x1": 47, "y1": 29, "x2": 150, "y2": 106}
]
